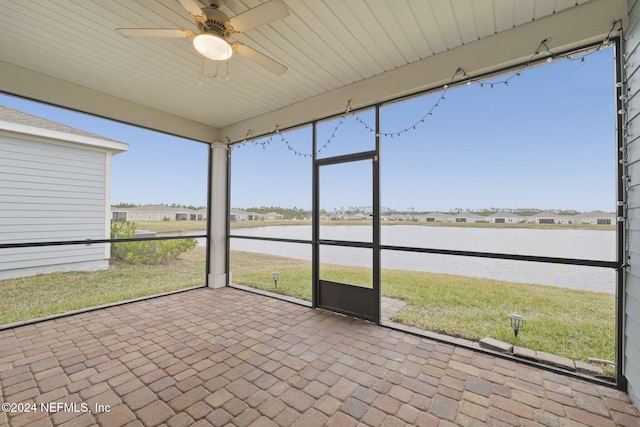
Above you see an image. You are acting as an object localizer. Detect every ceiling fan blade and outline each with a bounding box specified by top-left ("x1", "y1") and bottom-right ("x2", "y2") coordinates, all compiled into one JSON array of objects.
[
  {"x1": 202, "y1": 59, "x2": 218, "y2": 78},
  {"x1": 177, "y1": 0, "x2": 207, "y2": 23},
  {"x1": 231, "y1": 42, "x2": 287, "y2": 75},
  {"x1": 115, "y1": 28, "x2": 195, "y2": 38},
  {"x1": 228, "y1": 0, "x2": 289, "y2": 33}
]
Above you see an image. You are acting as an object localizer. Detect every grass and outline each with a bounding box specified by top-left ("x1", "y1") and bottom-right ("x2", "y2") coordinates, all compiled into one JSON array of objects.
[
  {"x1": 382, "y1": 269, "x2": 615, "y2": 362},
  {"x1": 230, "y1": 251, "x2": 313, "y2": 300},
  {"x1": 0, "y1": 245, "x2": 615, "y2": 367},
  {"x1": 131, "y1": 220, "x2": 207, "y2": 233},
  {"x1": 229, "y1": 250, "x2": 615, "y2": 364},
  {"x1": 0, "y1": 247, "x2": 207, "y2": 326}
]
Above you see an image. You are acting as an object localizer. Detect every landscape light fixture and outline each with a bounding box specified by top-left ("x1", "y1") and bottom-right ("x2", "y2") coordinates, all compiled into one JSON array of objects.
[
  {"x1": 509, "y1": 314, "x2": 525, "y2": 337},
  {"x1": 272, "y1": 271, "x2": 279, "y2": 288},
  {"x1": 193, "y1": 32, "x2": 233, "y2": 60}
]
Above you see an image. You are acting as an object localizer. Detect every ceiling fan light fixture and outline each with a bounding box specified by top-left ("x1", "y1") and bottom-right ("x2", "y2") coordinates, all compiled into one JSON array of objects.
[{"x1": 193, "y1": 32, "x2": 232, "y2": 60}]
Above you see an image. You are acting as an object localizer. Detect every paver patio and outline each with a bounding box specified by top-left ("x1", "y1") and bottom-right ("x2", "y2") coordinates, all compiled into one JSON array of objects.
[{"x1": 0, "y1": 287, "x2": 638, "y2": 426}]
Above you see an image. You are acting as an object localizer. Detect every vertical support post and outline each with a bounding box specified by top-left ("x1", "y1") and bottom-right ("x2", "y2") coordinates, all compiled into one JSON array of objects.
[
  {"x1": 373, "y1": 105, "x2": 381, "y2": 324},
  {"x1": 312, "y1": 122, "x2": 319, "y2": 308},
  {"x1": 614, "y1": 36, "x2": 628, "y2": 390},
  {"x1": 226, "y1": 145, "x2": 232, "y2": 285},
  {"x1": 208, "y1": 141, "x2": 228, "y2": 288}
]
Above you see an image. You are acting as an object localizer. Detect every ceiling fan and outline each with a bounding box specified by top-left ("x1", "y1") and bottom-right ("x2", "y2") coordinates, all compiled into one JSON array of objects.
[{"x1": 116, "y1": 0, "x2": 289, "y2": 78}]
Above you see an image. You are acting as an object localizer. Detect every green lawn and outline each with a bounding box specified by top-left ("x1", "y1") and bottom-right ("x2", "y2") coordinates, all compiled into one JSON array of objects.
[
  {"x1": 130, "y1": 220, "x2": 207, "y2": 233},
  {"x1": 230, "y1": 250, "x2": 615, "y2": 364},
  {"x1": 0, "y1": 247, "x2": 615, "y2": 368},
  {"x1": 0, "y1": 247, "x2": 206, "y2": 326}
]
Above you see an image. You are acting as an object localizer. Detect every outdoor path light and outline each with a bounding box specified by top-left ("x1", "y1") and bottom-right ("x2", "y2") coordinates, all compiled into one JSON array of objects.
[
  {"x1": 272, "y1": 271, "x2": 279, "y2": 288},
  {"x1": 509, "y1": 313, "x2": 525, "y2": 337}
]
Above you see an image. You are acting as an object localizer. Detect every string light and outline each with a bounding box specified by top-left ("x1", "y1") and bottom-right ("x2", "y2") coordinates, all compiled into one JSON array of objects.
[
  {"x1": 232, "y1": 100, "x2": 354, "y2": 157},
  {"x1": 615, "y1": 22, "x2": 631, "y2": 265},
  {"x1": 316, "y1": 100, "x2": 352, "y2": 154},
  {"x1": 353, "y1": 29, "x2": 620, "y2": 138},
  {"x1": 352, "y1": 70, "x2": 461, "y2": 138},
  {"x1": 230, "y1": 22, "x2": 622, "y2": 155}
]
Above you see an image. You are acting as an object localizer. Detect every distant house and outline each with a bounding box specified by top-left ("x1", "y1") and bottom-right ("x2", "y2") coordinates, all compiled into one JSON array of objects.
[
  {"x1": 525, "y1": 211, "x2": 575, "y2": 224},
  {"x1": 571, "y1": 210, "x2": 616, "y2": 225},
  {"x1": 191, "y1": 208, "x2": 207, "y2": 221},
  {"x1": 230, "y1": 208, "x2": 262, "y2": 221},
  {"x1": 488, "y1": 212, "x2": 523, "y2": 224},
  {"x1": 263, "y1": 212, "x2": 284, "y2": 220},
  {"x1": 527, "y1": 211, "x2": 560, "y2": 224},
  {"x1": 111, "y1": 205, "x2": 206, "y2": 221},
  {"x1": 386, "y1": 213, "x2": 416, "y2": 221},
  {"x1": 450, "y1": 212, "x2": 484, "y2": 223},
  {"x1": 0, "y1": 105, "x2": 128, "y2": 280},
  {"x1": 420, "y1": 212, "x2": 453, "y2": 222},
  {"x1": 350, "y1": 213, "x2": 371, "y2": 220}
]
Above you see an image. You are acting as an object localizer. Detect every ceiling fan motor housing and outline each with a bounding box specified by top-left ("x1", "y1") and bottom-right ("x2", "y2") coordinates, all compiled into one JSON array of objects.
[{"x1": 197, "y1": 6, "x2": 231, "y2": 37}]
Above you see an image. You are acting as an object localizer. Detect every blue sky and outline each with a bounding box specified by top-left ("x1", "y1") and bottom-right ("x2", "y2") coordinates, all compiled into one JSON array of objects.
[
  {"x1": 1, "y1": 46, "x2": 616, "y2": 212},
  {"x1": 232, "y1": 47, "x2": 617, "y2": 212},
  {"x1": 0, "y1": 94, "x2": 209, "y2": 207}
]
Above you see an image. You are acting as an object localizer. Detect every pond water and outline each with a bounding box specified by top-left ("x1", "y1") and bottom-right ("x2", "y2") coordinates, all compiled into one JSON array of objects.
[{"x1": 230, "y1": 225, "x2": 618, "y2": 294}]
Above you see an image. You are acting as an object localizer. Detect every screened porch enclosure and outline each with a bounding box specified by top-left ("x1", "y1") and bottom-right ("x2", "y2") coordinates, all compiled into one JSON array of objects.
[
  {"x1": 1, "y1": 0, "x2": 639, "y2": 415},
  {"x1": 228, "y1": 40, "x2": 622, "y2": 386}
]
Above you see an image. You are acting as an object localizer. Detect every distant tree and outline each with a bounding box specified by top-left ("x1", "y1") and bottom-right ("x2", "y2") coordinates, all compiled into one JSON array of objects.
[{"x1": 244, "y1": 206, "x2": 311, "y2": 219}]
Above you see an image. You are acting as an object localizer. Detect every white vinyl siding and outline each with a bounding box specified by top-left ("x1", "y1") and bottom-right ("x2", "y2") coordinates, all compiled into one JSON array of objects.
[
  {"x1": 0, "y1": 134, "x2": 108, "y2": 278},
  {"x1": 625, "y1": 0, "x2": 640, "y2": 407}
]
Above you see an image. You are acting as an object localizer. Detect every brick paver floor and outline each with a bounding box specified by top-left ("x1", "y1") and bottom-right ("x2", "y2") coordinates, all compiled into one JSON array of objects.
[{"x1": 0, "y1": 287, "x2": 638, "y2": 426}]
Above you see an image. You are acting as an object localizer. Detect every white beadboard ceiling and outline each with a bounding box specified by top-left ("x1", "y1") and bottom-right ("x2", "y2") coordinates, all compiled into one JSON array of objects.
[{"x1": 0, "y1": 0, "x2": 627, "y2": 143}]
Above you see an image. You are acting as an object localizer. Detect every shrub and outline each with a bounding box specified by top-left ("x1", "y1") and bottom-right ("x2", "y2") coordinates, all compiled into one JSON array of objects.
[{"x1": 110, "y1": 221, "x2": 197, "y2": 265}]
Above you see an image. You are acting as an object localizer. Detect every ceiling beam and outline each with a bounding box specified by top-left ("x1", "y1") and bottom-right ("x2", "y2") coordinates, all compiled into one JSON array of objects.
[
  {"x1": 0, "y1": 60, "x2": 220, "y2": 144},
  {"x1": 220, "y1": 0, "x2": 627, "y2": 143}
]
